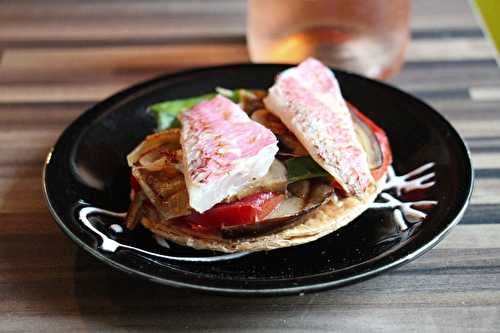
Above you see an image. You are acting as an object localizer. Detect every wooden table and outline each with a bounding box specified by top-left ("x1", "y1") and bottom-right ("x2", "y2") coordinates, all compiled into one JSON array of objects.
[{"x1": 1, "y1": 1, "x2": 499, "y2": 331}]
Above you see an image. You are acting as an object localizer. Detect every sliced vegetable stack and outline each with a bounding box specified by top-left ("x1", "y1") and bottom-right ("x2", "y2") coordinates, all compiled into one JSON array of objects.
[{"x1": 125, "y1": 58, "x2": 393, "y2": 250}]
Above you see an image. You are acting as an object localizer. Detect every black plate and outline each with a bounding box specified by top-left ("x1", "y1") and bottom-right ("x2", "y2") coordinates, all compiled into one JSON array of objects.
[{"x1": 43, "y1": 64, "x2": 473, "y2": 295}]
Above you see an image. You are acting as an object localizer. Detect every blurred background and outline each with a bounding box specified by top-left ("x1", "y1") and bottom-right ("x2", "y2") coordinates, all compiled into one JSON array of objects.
[{"x1": 0, "y1": 0, "x2": 498, "y2": 105}]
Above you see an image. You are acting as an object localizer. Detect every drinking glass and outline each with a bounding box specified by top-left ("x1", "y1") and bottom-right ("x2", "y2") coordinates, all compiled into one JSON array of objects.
[{"x1": 247, "y1": 0, "x2": 410, "y2": 79}]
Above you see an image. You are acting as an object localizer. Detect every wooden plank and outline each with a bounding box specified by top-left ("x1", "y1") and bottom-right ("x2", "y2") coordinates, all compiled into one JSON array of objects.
[
  {"x1": 422, "y1": 99, "x2": 500, "y2": 117},
  {"x1": 461, "y1": 205, "x2": 500, "y2": 225},
  {"x1": 472, "y1": 153, "x2": 500, "y2": 168},
  {"x1": 469, "y1": 86, "x2": 500, "y2": 101},
  {"x1": 407, "y1": 38, "x2": 495, "y2": 61},
  {"x1": 0, "y1": 226, "x2": 498, "y2": 331},
  {"x1": 471, "y1": 178, "x2": 500, "y2": 205},
  {"x1": 0, "y1": 178, "x2": 48, "y2": 213},
  {"x1": 0, "y1": 0, "x2": 481, "y2": 47},
  {"x1": 393, "y1": 60, "x2": 500, "y2": 92},
  {"x1": 451, "y1": 119, "x2": 500, "y2": 138},
  {"x1": 412, "y1": 0, "x2": 480, "y2": 30},
  {"x1": 0, "y1": 103, "x2": 87, "y2": 129},
  {"x1": 1, "y1": 39, "x2": 492, "y2": 74},
  {"x1": 0, "y1": 44, "x2": 249, "y2": 72},
  {"x1": 0, "y1": 44, "x2": 498, "y2": 104},
  {"x1": 437, "y1": 225, "x2": 500, "y2": 249},
  {"x1": 0, "y1": 1, "x2": 247, "y2": 43}
]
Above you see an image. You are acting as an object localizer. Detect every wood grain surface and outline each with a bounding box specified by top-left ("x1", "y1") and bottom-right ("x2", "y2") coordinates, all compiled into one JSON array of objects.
[{"x1": 1, "y1": 0, "x2": 499, "y2": 332}]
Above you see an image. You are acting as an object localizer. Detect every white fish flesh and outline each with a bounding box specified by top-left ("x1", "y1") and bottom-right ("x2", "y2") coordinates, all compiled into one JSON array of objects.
[
  {"x1": 180, "y1": 95, "x2": 279, "y2": 212},
  {"x1": 264, "y1": 58, "x2": 373, "y2": 195}
]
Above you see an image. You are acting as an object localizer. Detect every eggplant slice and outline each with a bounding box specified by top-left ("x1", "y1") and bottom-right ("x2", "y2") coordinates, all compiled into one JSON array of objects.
[{"x1": 221, "y1": 180, "x2": 335, "y2": 238}]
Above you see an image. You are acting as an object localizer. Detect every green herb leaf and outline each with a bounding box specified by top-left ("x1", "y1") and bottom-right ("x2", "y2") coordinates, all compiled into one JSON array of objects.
[
  {"x1": 215, "y1": 87, "x2": 240, "y2": 102},
  {"x1": 285, "y1": 156, "x2": 329, "y2": 183},
  {"x1": 150, "y1": 93, "x2": 215, "y2": 130},
  {"x1": 149, "y1": 88, "x2": 256, "y2": 131},
  {"x1": 216, "y1": 87, "x2": 258, "y2": 103}
]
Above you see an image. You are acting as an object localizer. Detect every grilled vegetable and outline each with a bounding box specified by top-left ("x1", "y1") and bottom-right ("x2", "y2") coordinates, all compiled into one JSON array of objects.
[
  {"x1": 221, "y1": 180, "x2": 334, "y2": 238},
  {"x1": 352, "y1": 109, "x2": 383, "y2": 170},
  {"x1": 227, "y1": 159, "x2": 287, "y2": 201},
  {"x1": 185, "y1": 192, "x2": 285, "y2": 233},
  {"x1": 348, "y1": 102, "x2": 392, "y2": 181}
]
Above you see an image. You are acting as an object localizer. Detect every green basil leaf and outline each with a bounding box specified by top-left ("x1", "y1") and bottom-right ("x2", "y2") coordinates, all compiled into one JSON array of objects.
[
  {"x1": 285, "y1": 156, "x2": 329, "y2": 183},
  {"x1": 216, "y1": 87, "x2": 258, "y2": 103},
  {"x1": 149, "y1": 88, "x2": 256, "y2": 131},
  {"x1": 215, "y1": 87, "x2": 240, "y2": 102},
  {"x1": 150, "y1": 93, "x2": 215, "y2": 130}
]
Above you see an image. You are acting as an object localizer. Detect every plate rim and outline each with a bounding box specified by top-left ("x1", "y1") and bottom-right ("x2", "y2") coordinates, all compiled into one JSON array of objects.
[{"x1": 42, "y1": 63, "x2": 474, "y2": 295}]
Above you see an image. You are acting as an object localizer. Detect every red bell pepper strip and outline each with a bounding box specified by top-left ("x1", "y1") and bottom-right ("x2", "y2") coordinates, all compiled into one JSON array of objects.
[{"x1": 185, "y1": 192, "x2": 285, "y2": 230}]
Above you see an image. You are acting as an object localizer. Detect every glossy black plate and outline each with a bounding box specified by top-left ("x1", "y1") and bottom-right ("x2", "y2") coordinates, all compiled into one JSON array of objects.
[{"x1": 43, "y1": 64, "x2": 473, "y2": 295}]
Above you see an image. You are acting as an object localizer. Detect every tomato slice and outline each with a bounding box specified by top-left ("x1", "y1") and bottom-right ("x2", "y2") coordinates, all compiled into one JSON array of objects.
[
  {"x1": 185, "y1": 192, "x2": 285, "y2": 231},
  {"x1": 347, "y1": 102, "x2": 392, "y2": 182}
]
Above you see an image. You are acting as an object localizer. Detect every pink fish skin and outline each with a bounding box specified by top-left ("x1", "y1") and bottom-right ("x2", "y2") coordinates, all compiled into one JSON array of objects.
[
  {"x1": 264, "y1": 58, "x2": 373, "y2": 195},
  {"x1": 181, "y1": 95, "x2": 278, "y2": 212}
]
